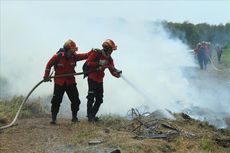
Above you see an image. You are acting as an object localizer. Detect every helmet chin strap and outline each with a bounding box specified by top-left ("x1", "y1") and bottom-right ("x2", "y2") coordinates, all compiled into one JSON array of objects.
[{"x1": 102, "y1": 48, "x2": 112, "y2": 57}]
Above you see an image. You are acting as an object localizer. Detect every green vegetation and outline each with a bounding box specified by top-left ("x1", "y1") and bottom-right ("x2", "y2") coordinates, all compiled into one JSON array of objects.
[
  {"x1": 162, "y1": 21, "x2": 230, "y2": 48},
  {"x1": 222, "y1": 48, "x2": 230, "y2": 67},
  {"x1": 162, "y1": 21, "x2": 230, "y2": 68},
  {"x1": 200, "y1": 137, "x2": 214, "y2": 152},
  {"x1": 0, "y1": 96, "x2": 48, "y2": 126}
]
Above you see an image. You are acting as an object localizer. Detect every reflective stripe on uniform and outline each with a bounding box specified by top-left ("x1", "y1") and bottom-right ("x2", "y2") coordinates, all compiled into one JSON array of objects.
[{"x1": 88, "y1": 91, "x2": 94, "y2": 94}]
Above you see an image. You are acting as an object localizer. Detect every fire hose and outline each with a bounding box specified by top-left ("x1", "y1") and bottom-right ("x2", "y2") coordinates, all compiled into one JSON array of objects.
[
  {"x1": 190, "y1": 49, "x2": 224, "y2": 71},
  {"x1": 208, "y1": 56, "x2": 224, "y2": 72},
  {"x1": 0, "y1": 71, "x2": 93, "y2": 130},
  {"x1": 191, "y1": 50, "x2": 230, "y2": 84}
]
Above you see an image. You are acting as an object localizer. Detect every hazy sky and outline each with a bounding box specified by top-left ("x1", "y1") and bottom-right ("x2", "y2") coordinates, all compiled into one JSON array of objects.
[
  {"x1": 1, "y1": 1, "x2": 230, "y2": 25},
  {"x1": 0, "y1": 1, "x2": 230, "y2": 119},
  {"x1": 1, "y1": 0, "x2": 229, "y2": 77}
]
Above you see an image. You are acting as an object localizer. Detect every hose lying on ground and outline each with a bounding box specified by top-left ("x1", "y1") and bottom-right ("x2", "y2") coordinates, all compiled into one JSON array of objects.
[
  {"x1": 0, "y1": 71, "x2": 92, "y2": 130},
  {"x1": 208, "y1": 56, "x2": 224, "y2": 72}
]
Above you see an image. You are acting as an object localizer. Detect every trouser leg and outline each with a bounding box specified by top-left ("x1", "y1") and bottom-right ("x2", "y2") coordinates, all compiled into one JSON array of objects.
[
  {"x1": 87, "y1": 79, "x2": 96, "y2": 120},
  {"x1": 198, "y1": 54, "x2": 203, "y2": 69},
  {"x1": 218, "y1": 53, "x2": 222, "y2": 63},
  {"x1": 87, "y1": 98, "x2": 94, "y2": 119},
  {"x1": 92, "y1": 82, "x2": 103, "y2": 118},
  {"x1": 51, "y1": 83, "x2": 65, "y2": 122},
  {"x1": 66, "y1": 83, "x2": 80, "y2": 121},
  {"x1": 204, "y1": 54, "x2": 208, "y2": 70}
]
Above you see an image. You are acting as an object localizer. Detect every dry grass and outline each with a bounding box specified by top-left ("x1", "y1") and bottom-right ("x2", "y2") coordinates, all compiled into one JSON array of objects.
[
  {"x1": 62, "y1": 114, "x2": 230, "y2": 153},
  {"x1": 1, "y1": 100, "x2": 230, "y2": 153},
  {"x1": 0, "y1": 96, "x2": 49, "y2": 126}
]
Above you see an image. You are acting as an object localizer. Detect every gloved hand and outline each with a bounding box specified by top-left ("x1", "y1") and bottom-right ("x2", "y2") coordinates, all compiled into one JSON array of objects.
[
  {"x1": 113, "y1": 69, "x2": 122, "y2": 78},
  {"x1": 43, "y1": 77, "x2": 52, "y2": 82},
  {"x1": 99, "y1": 60, "x2": 107, "y2": 66},
  {"x1": 116, "y1": 69, "x2": 122, "y2": 75}
]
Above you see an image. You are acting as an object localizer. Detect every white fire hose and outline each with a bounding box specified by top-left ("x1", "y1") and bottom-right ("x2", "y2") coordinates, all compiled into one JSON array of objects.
[
  {"x1": 0, "y1": 71, "x2": 92, "y2": 130},
  {"x1": 208, "y1": 56, "x2": 224, "y2": 72}
]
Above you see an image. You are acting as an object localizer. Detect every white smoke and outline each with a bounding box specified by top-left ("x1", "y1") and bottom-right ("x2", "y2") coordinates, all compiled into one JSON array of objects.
[
  {"x1": 1, "y1": 16, "x2": 196, "y2": 114},
  {"x1": 100, "y1": 20, "x2": 196, "y2": 115},
  {"x1": 1, "y1": 2, "x2": 229, "y2": 128}
]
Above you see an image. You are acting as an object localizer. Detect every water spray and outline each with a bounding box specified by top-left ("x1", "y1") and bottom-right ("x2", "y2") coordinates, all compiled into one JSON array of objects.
[
  {"x1": 120, "y1": 74, "x2": 175, "y2": 120},
  {"x1": 121, "y1": 75, "x2": 152, "y2": 103}
]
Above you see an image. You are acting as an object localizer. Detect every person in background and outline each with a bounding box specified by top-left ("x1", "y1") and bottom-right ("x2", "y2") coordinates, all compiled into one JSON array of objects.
[
  {"x1": 206, "y1": 42, "x2": 212, "y2": 63},
  {"x1": 216, "y1": 45, "x2": 223, "y2": 64},
  {"x1": 84, "y1": 39, "x2": 122, "y2": 122},
  {"x1": 194, "y1": 42, "x2": 208, "y2": 70},
  {"x1": 43, "y1": 39, "x2": 89, "y2": 124}
]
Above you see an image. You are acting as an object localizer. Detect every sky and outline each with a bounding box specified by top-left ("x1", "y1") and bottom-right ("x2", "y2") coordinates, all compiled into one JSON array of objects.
[{"x1": 0, "y1": 1, "x2": 230, "y2": 124}]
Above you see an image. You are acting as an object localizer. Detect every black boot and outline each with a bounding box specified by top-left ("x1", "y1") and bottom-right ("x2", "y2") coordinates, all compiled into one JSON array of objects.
[
  {"x1": 72, "y1": 111, "x2": 79, "y2": 123},
  {"x1": 50, "y1": 113, "x2": 57, "y2": 125},
  {"x1": 71, "y1": 117, "x2": 79, "y2": 123},
  {"x1": 93, "y1": 116, "x2": 99, "y2": 122},
  {"x1": 91, "y1": 102, "x2": 101, "y2": 122}
]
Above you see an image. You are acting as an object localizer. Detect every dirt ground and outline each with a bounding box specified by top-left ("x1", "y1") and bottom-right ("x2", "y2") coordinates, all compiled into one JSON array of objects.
[
  {"x1": 0, "y1": 117, "x2": 120, "y2": 153},
  {"x1": 1, "y1": 116, "x2": 230, "y2": 153},
  {"x1": 1, "y1": 118, "x2": 75, "y2": 153}
]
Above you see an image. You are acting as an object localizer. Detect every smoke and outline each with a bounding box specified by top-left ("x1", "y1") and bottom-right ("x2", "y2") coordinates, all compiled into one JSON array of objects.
[
  {"x1": 100, "y1": 20, "x2": 196, "y2": 115},
  {"x1": 0, "y1": 76, "x2": 10, "y2": 99},
  {"x1": 1, "y1": 2, "x2": 229, "y2": 128},
  {"x1": 1, "y1": 17, "x2": 195, "y2": 113}
]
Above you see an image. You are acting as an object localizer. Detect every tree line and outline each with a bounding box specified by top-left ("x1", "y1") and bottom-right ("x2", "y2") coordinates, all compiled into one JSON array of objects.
[{"x1": 162, "y1": 21, "x2": 230, "y2": 48}]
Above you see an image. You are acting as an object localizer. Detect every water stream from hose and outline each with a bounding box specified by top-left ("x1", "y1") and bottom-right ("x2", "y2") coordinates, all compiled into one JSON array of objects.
[
  {"x1": 120, "y1": 75, "x2": 152, "y2": 103},
  {"x1": 120, "y1": 74, "x2": 175, "y2": 119}
]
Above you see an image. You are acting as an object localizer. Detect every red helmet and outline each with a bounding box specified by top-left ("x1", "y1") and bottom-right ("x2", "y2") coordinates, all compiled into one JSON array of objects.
[
  {"x1": 64, "y1": 39, "x2": 78, "y2": 52},
  {"x1": 102, "y1": 39, "x2": 117, "y2": 51}
]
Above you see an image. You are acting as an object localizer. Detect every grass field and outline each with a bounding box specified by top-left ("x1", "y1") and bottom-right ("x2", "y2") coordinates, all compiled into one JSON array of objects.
[
  {"x1": 222, "y1": 48, "x2": 230, "y2": 67},
  {"x1": 0, "y1": 96, "x2": 48, "y2": 126},
  {"x1": 1, "y1": 96, "x2": 230, "y2": 153}
]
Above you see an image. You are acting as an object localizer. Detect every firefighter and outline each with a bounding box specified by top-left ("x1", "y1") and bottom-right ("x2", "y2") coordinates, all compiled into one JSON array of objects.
[
  {"x1": 194, "y1": 42, "x2": 201, "y2": 54},
  {"x1": 206, "y1": 42, "x2": 212, "y2": 63},
  {"x1": 195, "y1": 42, "x2": 208, "y2": 70},
  {"x1": 43, "y1": 39, "x2": 89, "y2": 124},
  {"x1": 216, "y1": 45, "x2": 223, "y2": 64},
  {"x1": 84, "y1": 39, "x2": 122, "y2": 122}
]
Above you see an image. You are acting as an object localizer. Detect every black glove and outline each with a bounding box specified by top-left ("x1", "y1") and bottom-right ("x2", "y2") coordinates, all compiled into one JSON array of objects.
[
  {"x1": 116, "y1": 70, "x2": 122, "y2": 75},
  {"x1": 43, "y1": 77, "x2": 52, "y2": 82},
  {"x1": 113, "y1": 69, "x2": 122, "y2": 78}
]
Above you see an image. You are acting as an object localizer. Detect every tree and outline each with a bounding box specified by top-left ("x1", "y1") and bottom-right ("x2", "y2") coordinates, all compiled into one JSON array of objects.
[{"x1": 162, "y1": 21, "x2": 230, "y2": 48}]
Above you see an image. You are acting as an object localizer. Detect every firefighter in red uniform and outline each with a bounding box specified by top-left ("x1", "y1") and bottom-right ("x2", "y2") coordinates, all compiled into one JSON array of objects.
[
  {"x1": 43, "y1": 39, "x2": 89, "y2": 124},
  {"x1": 194, "y1": 42, "x2": 208, "y2": 70},
  {"x1": 85, "y1": 39, "x2": 122, "y2": 122}
]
